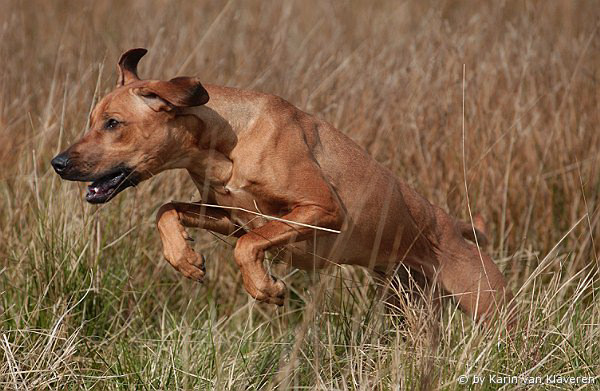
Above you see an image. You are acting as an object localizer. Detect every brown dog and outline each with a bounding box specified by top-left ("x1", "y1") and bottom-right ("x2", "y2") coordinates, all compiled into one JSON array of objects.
[{"x1": 52, "y1": 48, "x2": 514, "y2": 323}]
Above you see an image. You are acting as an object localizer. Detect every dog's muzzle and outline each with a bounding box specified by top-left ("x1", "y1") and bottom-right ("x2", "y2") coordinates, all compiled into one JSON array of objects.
[
  {"x1": 51, "y1": 152, "x2": 138, "y2": 204},
  {"x1": 51, "y1": 152, "x2": 85, "y2": 181},
  {"x1": 51, "y1": 153, "x2": 70, "y2": 176}
]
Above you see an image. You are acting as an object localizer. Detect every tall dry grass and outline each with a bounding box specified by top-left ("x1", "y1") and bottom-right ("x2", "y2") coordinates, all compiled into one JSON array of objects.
[{"x1": 0, "y1": 1, "x2": 599, "y2": 389}]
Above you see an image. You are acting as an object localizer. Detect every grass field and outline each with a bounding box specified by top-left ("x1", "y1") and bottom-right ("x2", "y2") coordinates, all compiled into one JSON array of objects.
[{"x1": 1, "y1": 1, "x2": 599, "y2": 389}]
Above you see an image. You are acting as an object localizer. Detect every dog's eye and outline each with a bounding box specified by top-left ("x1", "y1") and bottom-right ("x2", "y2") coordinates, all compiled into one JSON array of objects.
[{"x1": 104, "y1": 118, "x2": 120, "y2": 130}]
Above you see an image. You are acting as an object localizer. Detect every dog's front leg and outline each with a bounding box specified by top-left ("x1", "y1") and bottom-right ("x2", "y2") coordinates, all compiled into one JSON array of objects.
[
  {"x1": 156, "y1": 202, "x2": 241, "y2": 281},
  {"x1": 234, "y1": 204, "x2": 342, "y2": 305}
]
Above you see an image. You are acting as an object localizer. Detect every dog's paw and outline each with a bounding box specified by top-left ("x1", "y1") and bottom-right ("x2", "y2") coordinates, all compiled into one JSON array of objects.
[
  {"x1": 242, "y1": 274, "x2": 287, "y2": 306},
  {"x1": 258, "y1": 277, "x2": 287, "y2": 306},
  {"x1": 164, "y1": 245, "x2": 206, "y2": 282},
  {"x1": 266, "y1": 278, "x2": 286, "y2": 306}
]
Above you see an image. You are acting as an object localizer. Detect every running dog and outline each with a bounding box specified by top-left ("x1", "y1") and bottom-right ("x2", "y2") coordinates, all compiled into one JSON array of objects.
[{"x1": 52, "y1": 48, "x2": 514, "y2": 323}]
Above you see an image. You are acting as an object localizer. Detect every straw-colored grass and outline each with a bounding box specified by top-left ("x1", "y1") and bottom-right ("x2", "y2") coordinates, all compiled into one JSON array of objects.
[{"x1": 1, "y1": 1, "x2": 598, "y2": 389}]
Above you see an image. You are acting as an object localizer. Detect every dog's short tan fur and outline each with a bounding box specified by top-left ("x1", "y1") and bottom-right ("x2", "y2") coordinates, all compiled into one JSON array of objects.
[{"x1": 52, "y1": 49, "x2": 514, "y2": 323}]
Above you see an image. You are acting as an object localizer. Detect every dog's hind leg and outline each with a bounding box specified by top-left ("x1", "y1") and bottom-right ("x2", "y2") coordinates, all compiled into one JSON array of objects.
[
  {"x1": 156, "y1": 202, "x2": 241, "y2": 282},
  {"x1": 434, "y1": 235, "x2": 515, "y2": 325}
]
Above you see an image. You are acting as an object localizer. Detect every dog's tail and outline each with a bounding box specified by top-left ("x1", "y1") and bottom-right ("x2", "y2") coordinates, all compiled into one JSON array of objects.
[{"x1": 456, "y1": 213, "x2": 489, "y2": 247}]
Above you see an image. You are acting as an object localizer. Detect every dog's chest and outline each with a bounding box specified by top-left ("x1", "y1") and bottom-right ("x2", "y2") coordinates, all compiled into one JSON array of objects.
[
  {"x1": 208, "y1": 178, "x2": 274, "y2": 231},
  {"x1": 191, "y1": 164, "x2": 285, "y2": 231}
]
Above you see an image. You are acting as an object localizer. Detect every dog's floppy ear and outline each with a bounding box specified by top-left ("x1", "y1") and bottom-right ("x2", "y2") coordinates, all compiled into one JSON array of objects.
[
  {"x1": 134, "y1": 77, "x2": 210, "y2": 112},
  {"x1": 117, "y1": 48, "x2": 148, "y2": 87}
]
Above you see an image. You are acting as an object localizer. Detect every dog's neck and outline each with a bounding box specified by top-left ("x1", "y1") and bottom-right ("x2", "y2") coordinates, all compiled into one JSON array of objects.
[{"x1": 176, "y1": 85, "x2": 259, "y2": 189}]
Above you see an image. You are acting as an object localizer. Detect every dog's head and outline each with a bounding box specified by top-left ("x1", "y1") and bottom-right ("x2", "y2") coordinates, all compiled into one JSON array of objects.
[{"x1": 51, "y1": 48, "x2": 209, "y2": 203}]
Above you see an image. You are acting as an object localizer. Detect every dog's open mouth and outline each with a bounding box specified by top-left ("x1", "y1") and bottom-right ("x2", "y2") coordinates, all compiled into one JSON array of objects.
[{"x1": 85, "y1": 169, "x2": 136, "y2": 204}]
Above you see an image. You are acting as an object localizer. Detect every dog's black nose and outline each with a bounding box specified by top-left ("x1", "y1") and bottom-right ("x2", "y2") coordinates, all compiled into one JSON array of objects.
[{"x1": 51, "y1": 153, "x2": 70, "y2": 174}]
